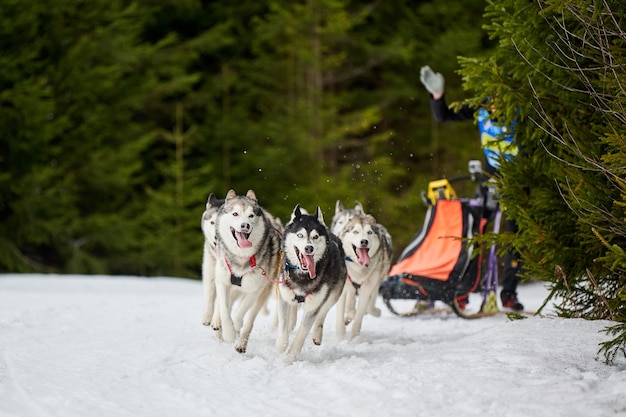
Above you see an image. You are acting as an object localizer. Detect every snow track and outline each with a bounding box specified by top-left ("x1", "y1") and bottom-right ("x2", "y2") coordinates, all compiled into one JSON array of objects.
[{"x1": 0, "y1": 274, "x2": 624, "y2": 417}]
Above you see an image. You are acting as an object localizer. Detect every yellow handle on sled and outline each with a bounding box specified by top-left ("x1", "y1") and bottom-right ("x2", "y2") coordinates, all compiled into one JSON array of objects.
[{"x1": 426, "y1": 179, "x2": 458, "y2": 205}]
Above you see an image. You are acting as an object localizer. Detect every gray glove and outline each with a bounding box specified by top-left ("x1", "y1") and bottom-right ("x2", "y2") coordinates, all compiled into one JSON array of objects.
[{"x1": 419, "y1": 66, "x2": 445, "y2": 97}]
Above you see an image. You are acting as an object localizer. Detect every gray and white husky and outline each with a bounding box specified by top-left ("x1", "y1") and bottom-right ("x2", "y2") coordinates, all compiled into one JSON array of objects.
[
  {"x1": 331, "y1": 200, "x2": 365, "y2": 237},
  {"x1": 201, "y1": 193, "x2": 225, "y2": 327},
  {"x1": 276, "y1": 205, "x2": 347, "y2": 359},
  {"x1": 214, "y1": 189, "x2": 282, "y2": 353},
  {"x1": 332, "y1": 200, "x2": 392, "y2": 248},
  {"x1": 335, "y1": 213, "x2": 392, "y2": 339}
]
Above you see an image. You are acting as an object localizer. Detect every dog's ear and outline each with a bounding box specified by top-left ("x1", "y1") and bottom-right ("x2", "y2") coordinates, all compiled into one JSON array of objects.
[
  {"x1": 207, "y1": 193, "x2": 222, "y2": 209},
  {"x1": 315, "y1": 206, "x2": 325, "y2": 227},
  {"x1": 354, "y1": 201, "x2": 365, "y2": 215},
  {"x1": 246, "y1": 189, "x2": 257, "y2": 202},
  {"x1": 335, "y1": 200, "x2": 344, "y2": 214},
  {"x1": 273, "y1": 216, "x2": 283, "y2": 229},
  {"x1": 290, "y1": 204, "x2": 303, "y2": 223},
  {"x1": 226, "y1": 189, "x2": 236, "y2": 199}
]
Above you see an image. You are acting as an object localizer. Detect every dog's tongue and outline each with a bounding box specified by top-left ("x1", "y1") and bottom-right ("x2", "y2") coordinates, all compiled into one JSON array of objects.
[
  {"x1": 356, "y1": 248, "x2": 370, "y2": 266},
  {"x1": 300, "y1": 254, "x2": 316, "y2": 279},
  {"x1": 235, "y1": 232, "x2": 252, "y2": 248}
]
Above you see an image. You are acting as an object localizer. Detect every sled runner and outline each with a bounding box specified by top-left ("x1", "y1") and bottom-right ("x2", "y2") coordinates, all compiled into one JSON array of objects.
[{"x1": 379, "y1": 160, "x2": 504, "y2": 319}]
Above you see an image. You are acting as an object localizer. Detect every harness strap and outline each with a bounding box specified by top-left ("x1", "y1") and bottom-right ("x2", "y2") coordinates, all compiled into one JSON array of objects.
[
  {"x1": 347, "y1": 274, "x2": 361, "y2": 294},
  {"x1": 224, "y1": 255, "x2": 257, "y2": 287},
  {"x1": 231, "y1": 275, "x2": 242, "y2": 286},
  {"x1": 285, "y1": 275, "x2": 322, "y2": 303}
]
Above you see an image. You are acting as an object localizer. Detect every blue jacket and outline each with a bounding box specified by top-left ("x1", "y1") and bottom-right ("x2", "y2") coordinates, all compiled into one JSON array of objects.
[{"x1": 429, "y1": 96, "x2": 518, "y2": 173}]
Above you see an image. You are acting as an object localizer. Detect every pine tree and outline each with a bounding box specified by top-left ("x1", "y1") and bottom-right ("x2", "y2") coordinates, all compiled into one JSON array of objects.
[
  {"x1": 0, "y1": 0, "x2": 215, "y2": 276},
  {"x1": 458, "y1": 0, "x2": 626, "y2": 363}
]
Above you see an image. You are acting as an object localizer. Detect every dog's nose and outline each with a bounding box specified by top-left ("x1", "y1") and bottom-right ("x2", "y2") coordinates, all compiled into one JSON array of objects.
[
  {"x1": 360, "y1": 239, "x2": 369, "y2": 247},
  {"x1": 304, "y1": 244, "x2": 314, "y2": 254},
  {"x1": 240, "y1": 222, "x2": 250, "y2": 232}
]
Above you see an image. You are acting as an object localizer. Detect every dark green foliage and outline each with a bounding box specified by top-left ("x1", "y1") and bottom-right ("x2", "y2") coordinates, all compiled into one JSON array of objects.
[
  {"x1": 0, "y1": 0, "x2": 224, "y2": 276},
  {"x1": 458, "y1": 0, "x2": 625, "y2": 363},
  {"x1": 1, "y1": 0, "x2": 492, "y2": 278}
]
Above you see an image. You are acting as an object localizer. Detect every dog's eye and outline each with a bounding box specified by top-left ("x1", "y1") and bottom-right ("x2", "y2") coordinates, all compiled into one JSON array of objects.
[
  {"x1": 210, "y1": 221, "x2": 215, "y2": 225},
  {"x1": 232, "y1": 212, "x2": 239, "y2": 217},
  {"x1": 312, "y1": 235, "x2": 319, "y2": 240},
  {"x1": 248, "y1": 214, "x2": 254, "y2": 219},
  {"x1": 352, "y1": 230, "x2": 358, "y2": 234},
  {"x1": 297, "y1": 233, "x2": 304, "y2": 239},
  {"x1": 367, "y1": 230, "x2": 373, "y2": 235}
]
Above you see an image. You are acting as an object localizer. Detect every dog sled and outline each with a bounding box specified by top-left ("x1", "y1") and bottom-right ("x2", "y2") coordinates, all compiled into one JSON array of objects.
[{"x1": 379, "y1": 160, "x2": 505, "y2": 319}]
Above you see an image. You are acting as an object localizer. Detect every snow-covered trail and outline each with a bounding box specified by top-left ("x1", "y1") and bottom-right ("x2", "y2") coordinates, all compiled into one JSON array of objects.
[{"x1": 0, "y1": 274, "x2": 624, "y2": 417}]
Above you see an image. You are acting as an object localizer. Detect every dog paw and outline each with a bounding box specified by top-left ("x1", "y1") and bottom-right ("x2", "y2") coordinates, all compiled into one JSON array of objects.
[
  {"x1": 202, "y1": 312, "x2": 213, "y2": 326},
  {"x1": 344, "y1": 317, "x2": 352, "y2": 325},
  {"x1": 211, "y1": 315, "x2": 222, "y2": 330},
  {"x1": 312, "y1": 328, "x2": 323, "y2": 346},
  {"x1": 312, "y1": 332, "x2": 322, "y2": 346},
  {"x1": 369, "y1": 307, "x2": 381, "y2": 317},
  {"x1": 235, "y1": 342, "x2": 247, "y2": 353}
]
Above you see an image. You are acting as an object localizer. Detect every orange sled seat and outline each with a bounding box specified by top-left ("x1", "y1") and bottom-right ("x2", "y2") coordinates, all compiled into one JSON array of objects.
[{"x1": 380, "y1": 199, "x2": 482, "y2": 311}]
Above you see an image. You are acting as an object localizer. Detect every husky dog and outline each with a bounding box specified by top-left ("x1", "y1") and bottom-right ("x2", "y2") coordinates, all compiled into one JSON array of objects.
[
  {"x1": 332, "y1": 201, "x2": 393, "y2": 336},
  {"x1": 276, "y1": 205, "x2": 347, "y2": 359},
  {"x1": 331, "y1": 200, "x2": 365, "y2": 237},
  {"x1": 201, "y1": 193, "x2": 225, "y2": 327},
  {"x1": 336, "y1": 213, "x2": 392, "y2": 339},
  {"x1": 332, "y1": 200, "x2": 392, "y2": 249},
  {"x1": 214, "y1": 189, "x2": 282, "y2": 353}
]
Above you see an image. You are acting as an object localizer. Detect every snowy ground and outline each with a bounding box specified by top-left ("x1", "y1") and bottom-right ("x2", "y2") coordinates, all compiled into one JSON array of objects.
[{"x1": 0, "y1": 274, "x2": 624, "y2": 417}]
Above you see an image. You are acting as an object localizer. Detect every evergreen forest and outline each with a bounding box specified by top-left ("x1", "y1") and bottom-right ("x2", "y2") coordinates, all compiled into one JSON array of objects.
[{"x1": 1, "y1": 0, "x2": 625, "y2": 361}]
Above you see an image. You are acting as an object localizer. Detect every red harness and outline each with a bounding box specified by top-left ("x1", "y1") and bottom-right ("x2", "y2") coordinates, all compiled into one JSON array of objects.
[{"x1": 224, "y1": 255, "x2": 257, "y2": 286}]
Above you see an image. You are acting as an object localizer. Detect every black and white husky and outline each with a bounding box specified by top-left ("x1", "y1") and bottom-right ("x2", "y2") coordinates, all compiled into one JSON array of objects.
[
  {"x1": 276, "y1": 205, "x2": 347, "y2": 359},
  {"x1": 335, "y1": 213, "x2": 392, "y2": 339},
  {"x1": 214, "y1": 189, "x2": 282, "y2": 353}
]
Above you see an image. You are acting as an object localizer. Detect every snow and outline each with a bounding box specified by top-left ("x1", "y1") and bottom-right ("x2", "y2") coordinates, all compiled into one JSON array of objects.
[{"x1": 1, "y1": 274, "x2": 624, "y2": 417}]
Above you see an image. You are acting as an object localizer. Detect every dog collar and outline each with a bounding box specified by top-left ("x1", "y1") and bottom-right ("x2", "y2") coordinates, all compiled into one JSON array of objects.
[{"x1": 284, "y1": 261, "x2": 300, "y2": 271}]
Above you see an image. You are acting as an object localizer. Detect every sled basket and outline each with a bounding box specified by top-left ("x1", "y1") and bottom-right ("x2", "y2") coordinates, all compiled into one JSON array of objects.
[{"x1": 380, "y1": 198, "x2": 482, "y2": 311}]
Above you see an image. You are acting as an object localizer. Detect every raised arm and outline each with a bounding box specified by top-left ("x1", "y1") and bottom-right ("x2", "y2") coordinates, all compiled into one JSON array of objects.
[{"x1": 420, "y1": 65, "x2": 475, "y2": 123}]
